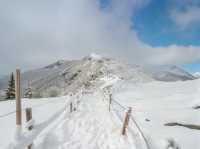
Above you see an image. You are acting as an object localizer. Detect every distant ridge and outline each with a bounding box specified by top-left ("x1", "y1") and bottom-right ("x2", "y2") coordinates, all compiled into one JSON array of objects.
[{"x1": 0, "y1": 54, "x2": 196, "y2": 99}]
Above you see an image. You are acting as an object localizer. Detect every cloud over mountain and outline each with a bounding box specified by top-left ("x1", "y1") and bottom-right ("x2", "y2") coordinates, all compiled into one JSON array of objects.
[{"x1": 0, "y1": 0, "x2": 200, "y2": 74}]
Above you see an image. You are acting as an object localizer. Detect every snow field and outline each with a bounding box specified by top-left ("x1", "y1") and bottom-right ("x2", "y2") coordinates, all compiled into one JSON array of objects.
[
  {"x1": 34, "y1": 91, "x2": 138, "y2": 149},
  {"x1": 112, "y1": 79, "x2": 200, "y2": 149},
  {"x1": 0, "y1": 96, "x2": 68, "y2": 149},
  {"x1": 2, "y1": 77, "x2": 200, "y2": 149}
]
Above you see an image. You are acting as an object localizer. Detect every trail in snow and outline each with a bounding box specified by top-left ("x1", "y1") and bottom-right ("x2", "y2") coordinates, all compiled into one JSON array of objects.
[{"x1": 34, "y1": 92, "x2": 137, "y2": 149}]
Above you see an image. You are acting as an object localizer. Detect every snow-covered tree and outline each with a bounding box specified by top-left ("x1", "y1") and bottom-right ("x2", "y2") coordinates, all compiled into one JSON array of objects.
[{"x1": 5, "y1": 72, "x2": 15, "y2": 99}]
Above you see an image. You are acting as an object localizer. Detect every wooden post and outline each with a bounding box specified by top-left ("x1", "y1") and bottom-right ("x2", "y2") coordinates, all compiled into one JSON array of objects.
[
  {"x1": 109, "y1": 94, "x2": 112, "y2": 112},
  {"x1": 122, "y1": 107, "x2": 132, "y2": 135},
  {"x1": 26, "y1": 108, "x2": 33, "y2": 149},
  {"x1": 70, "y1": 102, "x2": 73, "y2": 113},
  {"x1": 28, "y1": 81, "x2": 32, "y2": 99},
  {"x1": 15, "y1": 69, "x2": 22, "y2": 126}
]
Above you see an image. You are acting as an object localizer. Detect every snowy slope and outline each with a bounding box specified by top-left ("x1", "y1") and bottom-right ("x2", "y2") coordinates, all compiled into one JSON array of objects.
[
  {"x1": 34, "y1": 91, "x2": 138, "y2": 149},
  {"x1": 0, "y1": 97, "x2": 67, "y2": 149},
  {"x1": 0, "y1": 64, "x2": 200, "y2": 148},
  {"x1": 144, "y1": 65, "x2": 196, "y2": 81},
  {"x1": 0, "y1": 54, "x2": 153, "y2": 98},
  {"x1": 0, "y1": 54, "x2": 196, "y2": 100},
  {"x1": 1, "y1": 85, "x2": 146, "y2": 149},
  {"x1": 0, "y1": 60, "x2": 79, "y2": 95},
  {"x1": 112, "y1": 79, "x2": 200, "y2": 149},
  {"x1": 2, "y1": 73, "x2": 157, "y2": 149}
]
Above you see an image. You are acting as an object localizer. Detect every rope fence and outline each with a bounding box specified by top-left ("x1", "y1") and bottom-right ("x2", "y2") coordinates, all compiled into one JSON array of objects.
[
  {"x1": 104, "y1": 90, "x2": 151, "y2": 149},
  {"x1": 0, "y1": 98, "x2": 66, "y2": 119}
]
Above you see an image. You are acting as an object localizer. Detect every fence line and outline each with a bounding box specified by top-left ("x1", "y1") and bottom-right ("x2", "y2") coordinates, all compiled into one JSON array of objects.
[
  {"x1": 108, "y1": 95, "x2": 150, "y2": 149},
  {"x1": 129, "y1": 115, "x2": 151, "y2": 149},
  {"x1": 0, "y1": 111, "x2": 17, "y2": 118},
  {"x1": 0, "y1": 98, "x2": 66, "y2": 119},
  {"x1": 112, "y1": 99, "x2": 127, "y2": 111}
]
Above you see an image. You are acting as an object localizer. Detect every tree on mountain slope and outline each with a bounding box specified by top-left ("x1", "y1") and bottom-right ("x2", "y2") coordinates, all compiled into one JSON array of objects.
[{"x1": 5, "y1": 72, "x2": 15, "y2": 99}]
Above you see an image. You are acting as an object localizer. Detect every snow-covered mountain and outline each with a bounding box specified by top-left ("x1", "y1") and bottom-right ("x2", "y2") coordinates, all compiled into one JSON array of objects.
[
  {"x1": 0, "y1": 54, "x2": 196, "y2": 98},
  {"x1": 193, "y1": 72, "x2": 200, "y2": 78},
  {"x1": 144, "y1": 65, "x2": 196, "y2": 81}
]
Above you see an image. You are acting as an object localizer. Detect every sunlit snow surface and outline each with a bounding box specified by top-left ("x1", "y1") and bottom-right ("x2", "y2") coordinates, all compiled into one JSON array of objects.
[
  {"x1": 113, "y1": 79, "x2": 200, "y2": 148},
  {"x1": 0, "y1": 97, "x2": 67, "y2": 149},
  {"x1": 1, "y1": 78, "x2": 200, "y2": 149}
]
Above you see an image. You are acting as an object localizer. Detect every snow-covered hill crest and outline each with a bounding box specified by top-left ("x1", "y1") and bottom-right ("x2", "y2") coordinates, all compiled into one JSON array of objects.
[
  {"x1": 144, "y1": 65, "x2": 196, "y2": 81},
  {"x1": 0, "y1": 54, "x2": 196, "y2": 99}
]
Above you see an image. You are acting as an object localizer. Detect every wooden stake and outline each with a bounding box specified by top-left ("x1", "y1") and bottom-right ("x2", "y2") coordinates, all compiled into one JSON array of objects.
[
  {"x1": 15, "y1": 69, "x2": 22, "y2": 126},
  {"x1": 122, "y1": 107, "x2": 132, "y2": 135},
  {"x1": 70, "y1": 102, "x2": 73, "y2": 113},
  {"x1": 26, "y1": 108, "x2": 33, "y2": 149},
  {"x1": 109, "y1": 94, "x2": 112, "y2": 112},
  {"x1": 26, "y1": 108, "x2": 33, "y2": 129}
]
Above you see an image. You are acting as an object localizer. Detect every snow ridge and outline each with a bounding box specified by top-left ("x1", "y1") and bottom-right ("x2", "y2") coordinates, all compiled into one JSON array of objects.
[{"x1": 0, "y1": 54, "x2": 196, "y2": 99}]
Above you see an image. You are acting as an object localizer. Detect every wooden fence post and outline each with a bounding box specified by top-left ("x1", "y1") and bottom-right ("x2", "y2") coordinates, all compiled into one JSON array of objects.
[
  {"x1": 28, "y1": 81, "x2": 32, "y2": 99},
  {"x1": 15, "y1": 69, "x2": 22, "y2": 126},
  {"x1": 70, "y1": 102, "x2": 73, "y2": 113},
  {"x1": 109, "y1": 94, "x2": 112, "y2": 112},
  {"x1": 122, "y1": 107, "x2": 132, "y2": 135},
  {"x1": 26, "y1": 108, "x2": 33, "y2": 149}
]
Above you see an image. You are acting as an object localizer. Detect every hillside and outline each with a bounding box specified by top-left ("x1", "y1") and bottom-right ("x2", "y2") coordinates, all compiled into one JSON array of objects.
[
  {"x1": 0, "y1": 54, "x2": 196, "y2": 99},
  {"x1": 144, "y1": 65, "x2": 196, "y2": 81}
]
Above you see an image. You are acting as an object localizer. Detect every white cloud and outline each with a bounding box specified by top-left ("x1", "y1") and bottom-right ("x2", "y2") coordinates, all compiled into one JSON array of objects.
[
  {"x1": 148, "y1": 45, "x2": 200, "y2": 65},
  {"x1": 0, "y1": 0, "x2": 200, "y2": 74},
  {"x1": 170, "y1": 5, "x2": 200, "y2": 29}
]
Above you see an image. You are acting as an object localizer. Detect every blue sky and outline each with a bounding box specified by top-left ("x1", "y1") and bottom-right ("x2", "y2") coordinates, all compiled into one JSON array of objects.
[
  {"x1": 132, "y1": 0, "x2": 200, "y2": 72},
  {"x1": 100, "y1": 0, "x2": 110, "y2": 9},
  {"x1": 132, "y1": 0, "x2": 200, "y2": 47},
  {"x1": 100, "y1": 0, "x2": 200, "y2": 73},
  {"x1": 182, "y1": 60, "x2": 200, "y2": 73}
]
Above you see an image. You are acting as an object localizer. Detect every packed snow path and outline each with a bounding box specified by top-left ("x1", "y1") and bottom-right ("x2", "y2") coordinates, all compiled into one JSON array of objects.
[{"x1": 35, "y1": 92, "x2": 137, "y2": 149}]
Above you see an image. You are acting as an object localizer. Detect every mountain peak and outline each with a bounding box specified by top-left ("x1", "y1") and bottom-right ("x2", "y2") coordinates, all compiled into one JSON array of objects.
[{"x1": 88, "y1": 53, "x2": 102, "y2": 60}]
